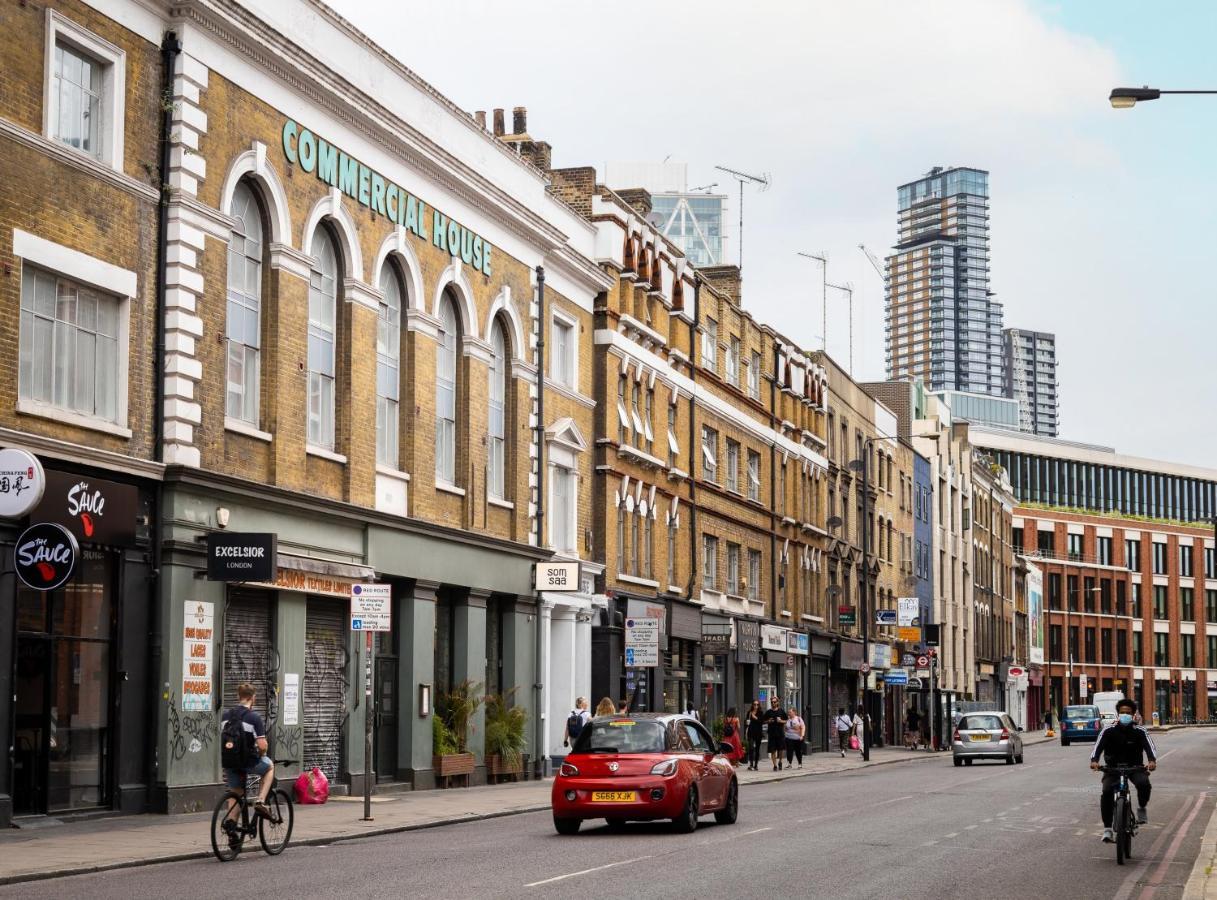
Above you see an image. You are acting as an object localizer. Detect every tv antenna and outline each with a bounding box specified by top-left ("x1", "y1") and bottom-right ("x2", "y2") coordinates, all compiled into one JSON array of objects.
[
  {"x1": 689, "y1": 183, "x2": 718, "y2": 193},
  {"x1": 714, "y1": 164, "x2": 770, "y2": 271}
]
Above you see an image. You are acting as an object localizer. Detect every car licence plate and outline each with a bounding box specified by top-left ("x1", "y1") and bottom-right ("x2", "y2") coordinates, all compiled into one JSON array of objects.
[
  {"x1": 969, "y1": 733, "x2": 991, "y2": 742},
  {"x1": 1075, "y1": 723, "x2": 1087, "y2": 729},
  {"x1": 592, "y1": 791, "x2": 637, "y2": 802}
]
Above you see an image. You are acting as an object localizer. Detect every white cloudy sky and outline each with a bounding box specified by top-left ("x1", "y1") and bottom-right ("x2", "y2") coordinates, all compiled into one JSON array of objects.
[{"x1": 328, "y1": 0, "x2": 1217, "y2": 469}]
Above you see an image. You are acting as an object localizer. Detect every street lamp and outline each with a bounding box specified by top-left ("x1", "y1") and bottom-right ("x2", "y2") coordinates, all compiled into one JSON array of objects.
[{"x1": 1109, "y1": 86, "x2": 1217, "y2": 108}]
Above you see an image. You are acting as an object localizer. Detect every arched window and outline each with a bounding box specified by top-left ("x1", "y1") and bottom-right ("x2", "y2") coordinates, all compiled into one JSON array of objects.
[
  {"x1": 226, "y1": 180, "x2": 263, "y2": 424},
  {"x1": 435, "y1": 293, "x2": 459, "y2": 484},
  {"x1": 376, "y1": 264, "x2": 403, "y2": 467},
  {"x1": 488, "y1": 318, "x2": 508, "y2": 499},
  {"x1": 308, "y1": 227, "x2": 339, "y2": 450}
]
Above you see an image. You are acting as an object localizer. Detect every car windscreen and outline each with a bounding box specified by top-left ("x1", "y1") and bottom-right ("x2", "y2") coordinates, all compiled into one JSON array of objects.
[
  {"x1": 1064, "y1": 707, "x2": 1099, "y2": 719},
  {"x1": 572, "y1": 719, "x2": 668, "y2": 754},
  {"x1": 958, "y1": 715, "x2": 1003, "y2": 731}
]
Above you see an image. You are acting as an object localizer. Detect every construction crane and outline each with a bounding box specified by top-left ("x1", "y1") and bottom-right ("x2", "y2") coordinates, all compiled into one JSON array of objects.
[
  {"x1": 858, "y1": 243, "x2": 886, "y2": 282},
  {"x1": 714, "y1": 164, "x2": 770, "y2": 272}
]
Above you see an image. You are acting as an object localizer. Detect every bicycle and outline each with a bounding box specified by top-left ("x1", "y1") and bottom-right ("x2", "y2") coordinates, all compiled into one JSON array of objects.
[
  {"x1": 1099, "y1": 764, "x2": 1145, "y2": 865},
  {"x1": 210, "y1": 758, "x2": 297, "y2": 862}
]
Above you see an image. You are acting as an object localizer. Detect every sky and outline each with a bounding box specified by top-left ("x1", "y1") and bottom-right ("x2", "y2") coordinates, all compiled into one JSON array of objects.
[{"x1": 328, "y1": 0, "x2": 1217, "y2": 469}]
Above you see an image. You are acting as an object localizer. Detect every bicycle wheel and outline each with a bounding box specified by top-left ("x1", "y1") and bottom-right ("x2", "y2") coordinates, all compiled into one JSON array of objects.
[
  {"x1": 259, "y1": 788, "x2": 295, "y2": 855},
  {"x1": 1114, "y1": 796, "x2": 1127, "y2": 865},
  {"x1": 1121, "y1": 805, "x2": 1134, "y2": 861},
  {"x1": 211, "y1": 793, "x2": 245, "y2": 862}
]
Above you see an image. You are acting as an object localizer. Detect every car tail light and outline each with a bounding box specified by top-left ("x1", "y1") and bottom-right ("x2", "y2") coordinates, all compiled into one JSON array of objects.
[
  {"x1": 952, "y1": 729, "x2": 960, "y2": 742},
  {"x1": 650, "y1": 758, "x2": 679, "y2": 776},
  {"x1": 1000, "y1": 728, "x2": 1010, "y2": 741},
  {"x1": 559, "y1": 763, "x2": 579, "y2": 777}
]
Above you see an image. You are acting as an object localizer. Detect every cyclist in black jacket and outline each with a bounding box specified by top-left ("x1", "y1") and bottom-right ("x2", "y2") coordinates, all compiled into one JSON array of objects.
[{"x1": 1089, "y1": 698, "x2": 1157, "y2": 843}]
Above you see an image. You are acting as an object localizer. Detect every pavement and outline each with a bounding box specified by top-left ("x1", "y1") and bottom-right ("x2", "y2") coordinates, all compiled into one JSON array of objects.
[
  {"x1": 0, "y1": 732, "x2": 1053, "y2": 886},
  {"x1": 2, "y1": 728, "x2": 1212, "y2": 900}
]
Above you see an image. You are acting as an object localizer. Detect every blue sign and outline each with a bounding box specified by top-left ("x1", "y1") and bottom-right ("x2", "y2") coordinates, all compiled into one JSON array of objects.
[
  {"x1": 352, "y1": 618, "x2": 363, "y2": 630},
  {"x1": 875, "y1": 609, "x2": 897, "y2": 626},
  {"x1": 625, "y1": 647, "x2": 636, "y2": 666},
  {"x1": 884, "y1": 668, "x2": 909, "y2": 686}
]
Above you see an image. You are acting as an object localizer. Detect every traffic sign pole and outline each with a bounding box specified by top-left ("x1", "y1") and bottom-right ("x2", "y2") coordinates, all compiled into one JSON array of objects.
[{"x1": 364, "y1": 629, "x2": 373, "y2": 822}]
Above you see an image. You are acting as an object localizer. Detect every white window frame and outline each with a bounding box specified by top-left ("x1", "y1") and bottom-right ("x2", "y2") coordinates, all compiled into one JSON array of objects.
[
  {"x1": 12, "y1": 229, "x2": 132, "y2": 437},
  {"x1": 226, "y1": 181, "x2": 263, "y2": 429},
  {"x1": 548, "y1": 462, "x2": 577, "y2": 553},
  {"x1": 726, "y1": 439, "x2": 740, "y2": 494},
  {"x1": 727, "y1": 542, "x2": 740, "y2": 595},
  {"x1": 377, "y1": 266, "x2": 404, "y2": 469},
  {"x1": 307, "y1": 229, "x2": 339, "y2": 452},
  {"x1": 726, "y1": 336, "x2": 740, "y2": 387},
  {"x1": 701, "y1": 426, "x2": 718, "y2": 483},
  {"x1": 748, "y1": 350, "x2": 761, "y2": 400},
  {"x1": 748, "y1": 549, "x2": 761, "y2": 601},
  {"x1": 550, "y1": 309, "x2": 577, "y2": 389},
  {"x1": 747, "y1": 450, "x2": 761, "y2": 502},
  {"x1": 487, "y1": 320, "x2": 508, "y2": 499},
  {"x1": 435, "y1": 296, "x2": 460, "y2": 484},
  {"x1": 703, "y1": 534, "x2": 718, "y2": 591},
  {"x1": 43, "y1": 10, "x2": 126, "y2": 170},
  {"x1": 702, "y1": 317, "x2": 718, "y2": 371}
]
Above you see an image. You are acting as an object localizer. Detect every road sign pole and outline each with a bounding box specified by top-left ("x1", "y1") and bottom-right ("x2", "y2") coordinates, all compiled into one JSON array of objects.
[
  {"x1": 929, "y1": 658, "x2": 935, "y2": 752},
  {"x1": 364, "y1": 628, "x2": 373, "y2": 822}
]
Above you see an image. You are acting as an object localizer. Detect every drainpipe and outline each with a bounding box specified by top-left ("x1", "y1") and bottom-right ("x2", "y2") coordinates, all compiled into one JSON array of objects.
[
  {"x1": 770, "y1": 342, "x2": 780, "y2": 622},
  {"x1": 149, "y1": 29, "x2": 181, "y2": 798},
  {"x1": 685, "y1": 280, "x2": 700, "y2": 603},
  {"x1": 533, "y1": 265, "x2": 546, "y2": 779}
]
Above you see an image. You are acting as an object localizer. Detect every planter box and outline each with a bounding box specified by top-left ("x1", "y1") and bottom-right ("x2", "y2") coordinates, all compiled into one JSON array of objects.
[
  {"x1": 433, "y1": 752, "x2": 475, "y2": 779},
  {"x1": 487, "y1": 754, "x2": 523, "y2": 779}
]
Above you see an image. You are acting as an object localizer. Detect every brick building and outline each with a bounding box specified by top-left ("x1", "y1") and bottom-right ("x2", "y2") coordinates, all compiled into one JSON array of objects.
[
  {"x1": 971, "y1": 426, "x2": 1217, "y2": 724},
  {"x1": 971, "y1": 449, "x2": 1018, "y2": 713},
  {"x1": 544, "y1": 169, "x2": 834, "y2": 746}
]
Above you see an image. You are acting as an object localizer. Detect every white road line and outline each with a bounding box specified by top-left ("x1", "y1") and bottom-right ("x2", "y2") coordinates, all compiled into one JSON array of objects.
[
  {"x1": 525, "y1": 855, "x2": 655, "y2": 888},
  {"x1": 877, "y1": 795, "x2": 915, "y2": 806},
  {"x1": 964, "y1": 825, "x2": 977, "y2": 830},
  {"x1": 944, "y1": 832, "x2": 959, "y2": 838},
  {"x1": 742, "y1": 827, "x2": 773, "y2": 835},
  {"x1": 922, "y1": 840, "x2": 939, "y2": 846}
]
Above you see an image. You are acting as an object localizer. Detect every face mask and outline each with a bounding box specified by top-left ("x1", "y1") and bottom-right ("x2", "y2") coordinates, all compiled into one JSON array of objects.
[{"x1": 1118, "y1": 714, "x2": 1133, "y2": 726}]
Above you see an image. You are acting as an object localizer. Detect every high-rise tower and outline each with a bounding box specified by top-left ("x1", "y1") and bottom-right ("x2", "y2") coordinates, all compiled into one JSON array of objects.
[
  {"x1": 1003, "y1": 328, "x2": 1059, "y2": 437},
  {"x1": 885, "y1": 167, "x2": 1004, "y2": 396}
]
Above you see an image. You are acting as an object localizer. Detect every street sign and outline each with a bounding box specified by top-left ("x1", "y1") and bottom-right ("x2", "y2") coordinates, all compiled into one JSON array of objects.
[
  {"x1": 859, "y1": 663, "x2": 871, "y2": 674},
  {"x1": 885, "y1": 668, "x2": 909, "y2": 686},
  {"x1": 916, "y1": 655, "x2": 929, "y2": 669},
  {"x1": 1079, "y1": 674, "x2": 1089, "y2": 699},
  {"x1": 535, "y1": 560, "x2": 580, "y2": 591},
  {"x1": 897, "y1": 626, "x2": 921, "y2": 643},
  {"x1": 875, "y1": 609, "x2": 897, "y2": 626},
  {"x1": 838, "y1": 606, "x2": 857, "y2": 626},
  {"x1": 923, "y1": 623, "x2": 940, "y2": 646},
  {"x1": 350, "y1": 583, "x2": 392, "y2": 631},
  {"x1": 902, "y1": 653, "x2": 916, "y2": 667},
  {"x1": 897, "y1": 597, "x2": 919, "y2": 627},
  {"x1": 0, "y1": 447, "x2": 44, "y2": 518},
  {"x1": 1007, "y1": 665, "x2": 1026, "y2": 678},
  {"x1": 908, "y1": 677, "x2": 923, "y2": 690},
  {"x1": 625, "y1": 617, "x2": 660, "y2": 667},
  {"x1": 915, "y1": 669, "x2": 930, "y2": 679},
  {"x1": 928, "y1": 648, "x2": 938, "y2": 658}
]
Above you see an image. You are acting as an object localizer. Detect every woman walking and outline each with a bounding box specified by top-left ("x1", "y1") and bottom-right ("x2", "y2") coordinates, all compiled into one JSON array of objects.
[
  {"x1": 784, "y1": 707, "x2": 806, "y2": 768},
  {"x1": 764, "y1": 696, "x2": 787, "y2": 771},
  {"x1": 852, "y1": 705, "x2": 867, "y2": 758},
  {"x1": 745, "y1": 700, "x2": 764, "y2": 771},
  {"x1": 595, "y1": 697, "x2": 616, "y2": 717},
  {"x1": 722, "y1": 706, "x2": 744, "y2": 766},
  {"x1": 834, "y1": 707, "x2": 853, "y2": 757}
]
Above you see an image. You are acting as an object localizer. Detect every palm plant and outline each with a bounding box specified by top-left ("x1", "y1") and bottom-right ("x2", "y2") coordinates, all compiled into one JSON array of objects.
[
  {"x1": 484, "y1": 690, "x2": 528, "y2": 771},
  {"x1": 438, "y1": 679, "x2": 483, "y2": 754}
]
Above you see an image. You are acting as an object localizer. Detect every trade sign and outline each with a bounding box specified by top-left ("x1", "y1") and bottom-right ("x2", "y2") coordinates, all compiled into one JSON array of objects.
[
  {"x1": 897, "y1": 597, "x2": 920, "y2": 627},
  {"x1": 787, "y1": 631, "x2": 809, "y2": 656},
  {"x1": 14, "y1": 522, "x2": 78, "y2": 591},
  {"x1": 908, "y1": 677, "x2": 923, "y2": 690},
  {"x1": 535, "y1": 560, "x2": 580, "y2": 592},
  {"x1": 838, "y1": 606, "x2": 857, "y2": 626},
  {"x1": 350, "y1": 583, "x2": 392, "y2": 631},
  {"x1": 181, "y1": 601, "x2": 214, "y2": 712},
  {"x1": 625, "y1": 616, "x2": 660, "y2": 667},
  {"x1": 0, "y1": 447, "x2": 44, "y2": 518},
  {"x1": 884, "y1": 668, "x2": 909, "y2": 686},
  {"x1": 207, "y1": 532, "x2": 277, "y2": 582},
  {"x1": 897, "y1": 626, "x2": 921, "y2": 643},
  {"x1": 902, "y1": 653, "x2": 916, "y2": 667},
  {"x1": 875, "y1": 609, "x2": 897, "y2": 627},
  {"x1": 761, "y1": 624, "x2": 788, "y2": 651},
  {"x1": 917, "y1": 655, "x2": 930, "y2": 669},
  {"x1": 1007, "y1": 665, "x2": 1026, "y2": 678}
]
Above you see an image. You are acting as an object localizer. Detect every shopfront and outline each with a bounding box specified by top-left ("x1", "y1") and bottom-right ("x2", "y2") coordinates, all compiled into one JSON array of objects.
[
  {"x1": 735, "y1": 619, "x2": 761, "y2": 707},
  {"x1": 807, "y1": 636, "x2": 833, "y2": 751},
  {"x1": 832, "y1": 639, "x2": 864, "y2": 717},
  {"x1": 700, "y1": 614, "x2": 732, "y2": 724},
  {"x1": 6, "y1": 464, "x2": 153, "y2": 825},
  {"x1": 665, "y1": 601, "x2": 702, "y2": 715}
]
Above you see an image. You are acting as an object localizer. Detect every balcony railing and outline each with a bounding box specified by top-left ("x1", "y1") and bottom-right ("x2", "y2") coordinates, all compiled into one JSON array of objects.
[{"x1": 1024, "y1": 548, "x2": 1130, "y2": 570}]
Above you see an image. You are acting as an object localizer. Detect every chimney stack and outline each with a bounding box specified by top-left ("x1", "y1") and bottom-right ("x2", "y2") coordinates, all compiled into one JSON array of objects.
[
  {"x1": 493, "y1": 108, "x2": 505, "y2": 137},
  {"x1": 474, "y1": 110, "x2": 487, "y2": 130},
  {"x1": 513, "y1": 106, "x2": 527, "y2": 135}
]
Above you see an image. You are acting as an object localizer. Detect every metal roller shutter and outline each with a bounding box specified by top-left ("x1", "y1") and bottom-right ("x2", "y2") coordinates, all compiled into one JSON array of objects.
[
  {"x1": 222, "y1": 591, "x2": 275, "y2": 723},
  {"x1": 304, "y1": 598, "x2": 348, "y2": 781}
]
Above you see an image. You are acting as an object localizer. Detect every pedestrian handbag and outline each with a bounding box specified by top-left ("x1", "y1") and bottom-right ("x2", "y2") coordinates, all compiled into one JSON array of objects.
[
  {"x1": 294, "y1": 766, "x2": 330, "y2": 804},
  {"x1": 849, "y1": 735, "x2": 860, "y2": 751},
  {"x1": 724, "y1": 722, "x2": 736, "y2": 738}
]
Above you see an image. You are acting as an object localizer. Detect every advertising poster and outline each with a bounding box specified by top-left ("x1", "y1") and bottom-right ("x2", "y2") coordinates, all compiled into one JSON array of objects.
[
  {"x1": 1027, "y1": 562, "x2": 1044, "y2": 665},
  {"x1": 182, "y1": 601, "x2": 214, "y2": 711}
]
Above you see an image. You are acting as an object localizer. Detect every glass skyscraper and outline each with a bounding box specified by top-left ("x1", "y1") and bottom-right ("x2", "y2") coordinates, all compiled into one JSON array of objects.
[{"x1": 885, "y1": 166, "x2": 1004, "y2": 396}]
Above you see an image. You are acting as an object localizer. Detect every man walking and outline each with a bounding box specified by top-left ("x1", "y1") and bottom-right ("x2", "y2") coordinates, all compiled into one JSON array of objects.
[
  {"x1": 563, "y1": 696, "x2": 591, "y2": 748},
  {"x1": 835, "y1": 707, "x2": 853, "y2": 757}
]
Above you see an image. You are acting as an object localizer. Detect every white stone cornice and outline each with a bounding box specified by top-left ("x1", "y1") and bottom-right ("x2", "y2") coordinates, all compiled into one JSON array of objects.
[
  {"x1": 344, "y1": 277, "x2": 382, "y2": 311},
  {"x1": 170, "y1": 196, "x2": 236, "y2": 242},
  {"x1": 269, "y1": 242, "x2": 313, "y2": 279},
  {"x1": 546, "y1": 380, "x2": 596, "y2": 411},
  {"x1": 0, "y1": 118, "x2": 158, "y2": 203},
  {"x1": 462, "y1": 334, "x2": 493, "y2": 365},
  {"x1": 405, "y1": 307, "x2": 441, "y2": 340},
  {"x1": 511, "y1": 358, "x2": 538, "y2": 380}
]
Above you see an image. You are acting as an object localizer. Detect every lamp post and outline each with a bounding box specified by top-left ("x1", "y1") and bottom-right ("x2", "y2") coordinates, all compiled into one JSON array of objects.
[{"x1": 1109, "y1": 86, "x2": 1217, "y2": 108}]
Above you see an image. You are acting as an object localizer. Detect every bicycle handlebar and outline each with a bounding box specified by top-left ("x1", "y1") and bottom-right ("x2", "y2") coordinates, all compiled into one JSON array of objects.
[{"x1": 1098, "y1": 765, "x2": 1148, "y2": 773}]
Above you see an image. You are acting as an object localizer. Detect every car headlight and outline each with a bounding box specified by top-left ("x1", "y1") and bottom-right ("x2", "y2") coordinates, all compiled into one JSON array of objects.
[
  {"x1": 650, "y1": 759, "x2": 678, "y2": 776},
  {"x1": 559, "y1": 763, "x2": 579, "y2": 777}
]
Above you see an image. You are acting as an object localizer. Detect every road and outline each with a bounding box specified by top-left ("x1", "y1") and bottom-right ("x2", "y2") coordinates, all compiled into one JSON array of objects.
[{"x1": 7, "y1": 729, "x2": 1214, "y2": 900}]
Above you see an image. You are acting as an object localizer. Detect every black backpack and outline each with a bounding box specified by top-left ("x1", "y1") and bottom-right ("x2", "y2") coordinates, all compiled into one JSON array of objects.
[
  {"x1": 221, "y1": 707, "x2": 257, "y2": 769},
  {"x1": 566, "y1": 711, "x2": 586, "y2": 742}
]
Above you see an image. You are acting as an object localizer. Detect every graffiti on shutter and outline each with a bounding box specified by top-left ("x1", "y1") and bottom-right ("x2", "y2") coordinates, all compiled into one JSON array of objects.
[
  {"x1": 304, "y1": 598, "x2": 348, "y2": 782},
  {"x1": 222, "y1": 591, "x2": 278, "y2": 727}
]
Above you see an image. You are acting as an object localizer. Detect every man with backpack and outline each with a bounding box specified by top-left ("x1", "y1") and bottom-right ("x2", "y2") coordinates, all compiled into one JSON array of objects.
[
  {"x1": 221, "y1": 682, "x2": 274, "y2": 818},
  {"x1": 562, "y1": 696, "x2": 591, "y2": 748}
]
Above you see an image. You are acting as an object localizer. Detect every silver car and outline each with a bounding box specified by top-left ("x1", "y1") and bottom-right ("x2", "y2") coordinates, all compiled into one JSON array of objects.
[{"x1": 952, "y1": 711, "x2": 1024, "y2": 766}]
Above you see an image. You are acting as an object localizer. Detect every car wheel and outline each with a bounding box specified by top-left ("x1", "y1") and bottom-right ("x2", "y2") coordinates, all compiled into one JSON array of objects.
[
  {"x1": 605, "y1": 817, "x2": 627, "y2": 832},
  {"x1": 964, "y1": 758, "x2": 973, "y2": 766},
  {"x1": 714, "y1": 779, "x2": 739, "y2": 825},
  {"x1": 1016, "y1": 753, "x2": 1024, "y2": 764},
  {"x1": 553, "y1": 816, "x2": 581, "y2": 835},
  {"x1": 953, "y1": 757, "x2": 963, "y2": 767},
  {"x1": 673, "y1": 785, "x2": 699, "y2": 834},
  {"x1": 1061, "y1": 738, "x2": 1069, "y2": 746},
  {"x1": 1005, "y1": 753, "x2": 1014, "y2": 765}
]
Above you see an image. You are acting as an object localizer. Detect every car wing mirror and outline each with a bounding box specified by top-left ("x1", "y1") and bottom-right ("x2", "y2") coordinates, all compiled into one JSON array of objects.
[{"x1": 718, "y1": 741, "x2": 734, "y2": 756}]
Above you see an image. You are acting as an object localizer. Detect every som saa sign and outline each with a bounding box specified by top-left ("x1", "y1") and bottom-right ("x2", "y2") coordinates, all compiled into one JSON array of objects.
[{"x1": 15, "y1": 522, "x2": 79, "y2": 591}]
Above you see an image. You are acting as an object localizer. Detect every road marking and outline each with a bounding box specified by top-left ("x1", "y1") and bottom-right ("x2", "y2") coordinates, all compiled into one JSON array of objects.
[
  {"x1": 944, "y1": 832, "x2": 959, "y2": 838},
  {"x1": 877, "y1": 795, "x2": 915, "y2": 806},
  {"x1": 922, "y1": 840, "x2": 939, "y2": 846},
  {"x1": 1112, "y1": 786, "x2": 1204, "y2": 900},
  {"x1": 1139, "y1": 792, "x2": 1208, "y2": 899},
  {"x1": 742, "y1": 827, "x2": 773, "y2": 836},
  {"x1": 964, "y1": 824, "x2": 977, "y2": 830},
  {"x1": 525, "y1": 855, "x2": 655, "y2": 887}
]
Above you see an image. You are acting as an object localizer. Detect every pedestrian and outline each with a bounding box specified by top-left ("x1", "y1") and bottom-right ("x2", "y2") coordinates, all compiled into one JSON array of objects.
[
  {"x1": 563, "y1": 697, "x2": 590, "y2": 748},
  {"x1": 595, "y1": 697, "x2": 616, "y2": 717},
  {"x1": 834, "y1": 707, "x2": 853, "y2": 757},
  {"x1": 852, "y1": 705, "x2": 866, "y2": 758},
  {"x1": 763, "y1": 696, "x2": 787, "y2": 771},
  {"x1": 722, "y1": 706, "x2": 744, "y2": 766},
  {"x1": 1044, "y1": 708, "x2": 1053, "y2": 733},
  {"x1": 784, "y1": 707, "x2": 806, "y2": 768},
  {"x1": 685, "y1": 701, "x2": 700, "y2": 721},
  {"x1": 745, "y1": 700, "x2": 764, "y2": 771},
  {"x1": 905, "y1": 705, "x2": 922, "y2": 750}
]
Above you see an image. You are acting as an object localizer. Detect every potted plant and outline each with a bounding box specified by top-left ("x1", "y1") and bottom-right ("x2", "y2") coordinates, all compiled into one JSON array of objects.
[
  {"x1": 484, "y1": 690, "x2": 528, "y2": 781},
  {"x1": 433, "y1": 680, "x2": 481, "y2": 784}
]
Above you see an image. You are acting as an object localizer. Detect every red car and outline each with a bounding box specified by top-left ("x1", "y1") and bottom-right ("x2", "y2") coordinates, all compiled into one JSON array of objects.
[{"x1": 551, "y1": 712, "x2": 739, "y2": 835}]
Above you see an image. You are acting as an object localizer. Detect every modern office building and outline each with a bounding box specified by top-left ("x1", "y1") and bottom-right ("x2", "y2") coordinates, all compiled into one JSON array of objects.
[
  {"x1": 936, "y1": 390, "x2": 1020, "y2": 431},
  {"x1": 1004, "y1": 328, "x2": 1059, "y2": 437},
  {"x1": 603, "y1": 162, "x2": 728, "y2": 267},
  {"x1": 885, "y1": 167, "x2": 1004, "y2": 397}
]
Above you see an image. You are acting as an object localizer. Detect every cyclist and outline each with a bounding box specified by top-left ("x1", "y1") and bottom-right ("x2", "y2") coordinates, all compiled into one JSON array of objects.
[
  {"x1": 1089, "y1": 698, "x2": 1157, "y2": 843},
  {"x1": 221, "y1": 683, "x2": 275, "y2": 819}
]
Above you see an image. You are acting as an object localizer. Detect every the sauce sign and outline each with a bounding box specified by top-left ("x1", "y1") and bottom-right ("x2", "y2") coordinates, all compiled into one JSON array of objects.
[{"x1": 14, "y1": 522, "x2": 79, "y2": 591}]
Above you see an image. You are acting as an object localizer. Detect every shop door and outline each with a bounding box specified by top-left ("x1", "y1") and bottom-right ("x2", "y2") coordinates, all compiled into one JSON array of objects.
[
  {"x1": 374, "y1": 656, "x2": 398, "y2": 782},
  {"x1": 808, "y1": 658, "x2": 828, "y2": 752},
  {"x1": 304, "y1": 598, "x2": 347, "y2": 782},
  {"x1": 221, "y1": 592, "x2": 274, "y2": 724},
  {"x1": 13, "y1": 550, "x2": 114, "y2": 815}
]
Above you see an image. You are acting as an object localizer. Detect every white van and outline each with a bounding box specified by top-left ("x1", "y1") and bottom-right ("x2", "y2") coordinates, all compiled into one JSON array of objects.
[{"x1": 1092, "y1": 691, "x2": 1125, "y2": 727}]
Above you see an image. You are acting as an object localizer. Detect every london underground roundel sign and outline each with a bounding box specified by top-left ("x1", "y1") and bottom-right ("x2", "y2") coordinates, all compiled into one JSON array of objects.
[{"x1": 14, "y1": 522, "x2": 79, "y2": 591}]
